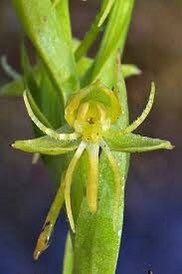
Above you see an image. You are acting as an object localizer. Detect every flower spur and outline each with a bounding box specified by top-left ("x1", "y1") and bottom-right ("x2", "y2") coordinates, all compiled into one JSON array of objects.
[{"x1": 12, "y1": 75, "x2": 173, "y2": 260}]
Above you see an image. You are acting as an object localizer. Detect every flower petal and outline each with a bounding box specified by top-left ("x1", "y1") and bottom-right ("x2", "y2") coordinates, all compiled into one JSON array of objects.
[
  {"x1": 121, "y1": 82, "x2": 155, "y2": 134},
  {"x1": 24, "y1": 90, "x2": 79, "y2": 141}
]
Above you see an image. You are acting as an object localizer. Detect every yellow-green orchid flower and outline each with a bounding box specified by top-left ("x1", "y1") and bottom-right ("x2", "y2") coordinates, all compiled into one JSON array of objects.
[{"x1": 12, "y1": 76, "x2": 172, "y2": 260}]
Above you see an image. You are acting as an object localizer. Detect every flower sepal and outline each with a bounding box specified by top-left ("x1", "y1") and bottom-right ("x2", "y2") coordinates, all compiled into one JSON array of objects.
[
  {"x1": 104, "y1": 131, "x2": 173, "y2": 153},
  {"x1": 12, "y1": 132, "x2": 80, "y2": 155}
]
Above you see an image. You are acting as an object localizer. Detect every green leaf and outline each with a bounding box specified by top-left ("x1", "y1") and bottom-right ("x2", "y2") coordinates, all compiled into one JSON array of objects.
[
  {"x1": 54, "y1": 0, "x2": 72, "y2": 47},
  {"x1": 12, "y1": 134, "x2": 79, "y2": 155},
  {"x1": 75, "y1": 0, "x2": 115, "y2": 61},
  {"x1": 12, "y1": 0, "x2": 79, "y2": 101},
  {"x1": 104, "y1": 132, "x2": 173, "y2": 152},
  {"x1": 91, "y1": 0, "x2": 135, "y2": 81},
  {"x1": 98, "y1": 0, "x2": 115, "y2": 27}
]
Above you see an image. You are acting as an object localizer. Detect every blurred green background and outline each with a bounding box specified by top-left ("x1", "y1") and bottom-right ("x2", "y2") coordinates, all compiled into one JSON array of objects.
[{"x1": 0, "y1": 1, "x2": 181, "y2": 273}]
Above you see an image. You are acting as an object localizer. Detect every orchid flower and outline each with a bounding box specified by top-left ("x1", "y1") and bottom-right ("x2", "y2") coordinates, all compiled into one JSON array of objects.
[{"x1": 12, "y1": 68, "x2": 172, "y2": 260}]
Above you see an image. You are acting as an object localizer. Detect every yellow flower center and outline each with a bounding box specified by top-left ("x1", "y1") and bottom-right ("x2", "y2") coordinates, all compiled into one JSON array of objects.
[
  {"x1": 64, "y1": 81, "x2": 121, "y2": 143},
  {"x1": 73, "y1": 100, "x2": 110, "y2": 142}
]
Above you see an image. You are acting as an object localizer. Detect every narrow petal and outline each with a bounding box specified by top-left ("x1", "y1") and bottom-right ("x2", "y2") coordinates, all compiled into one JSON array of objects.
[
  {"x1": 86, "y1": 144, "x2": 100, "y2": 213},
  {"x1": 33, "y1": 177, "x2": 65, "y2": 260},
  {"x1": 24, "y1": 90, "x2": 79, "y2": 141},
  {"x1": 100, "y1": 140, "x2": 121, "y2": 228},
  {"x1": 104, "y1": 132, "x2": 173, "y2": 153},
  {"x1": 121, "y1": 82, "x2": 155, "y2": 134},
  {"x1": 64, "y1": 141, "x2": 86, "y2": 233},
  {"x1": 12, "y1": 135, "x2": 80, "y2": 155}
]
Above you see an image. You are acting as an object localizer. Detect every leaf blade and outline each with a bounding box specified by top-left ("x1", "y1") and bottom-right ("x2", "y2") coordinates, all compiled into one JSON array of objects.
[
  {"x1": 91, "y1": 0, "x2": 135, "y2": 81},
  {"x1": 75, "y1": 0, "x2": 115, "y2": 61},
  {"x1": 12, "y1": 0, "x2": 79, "y2": 101}
]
